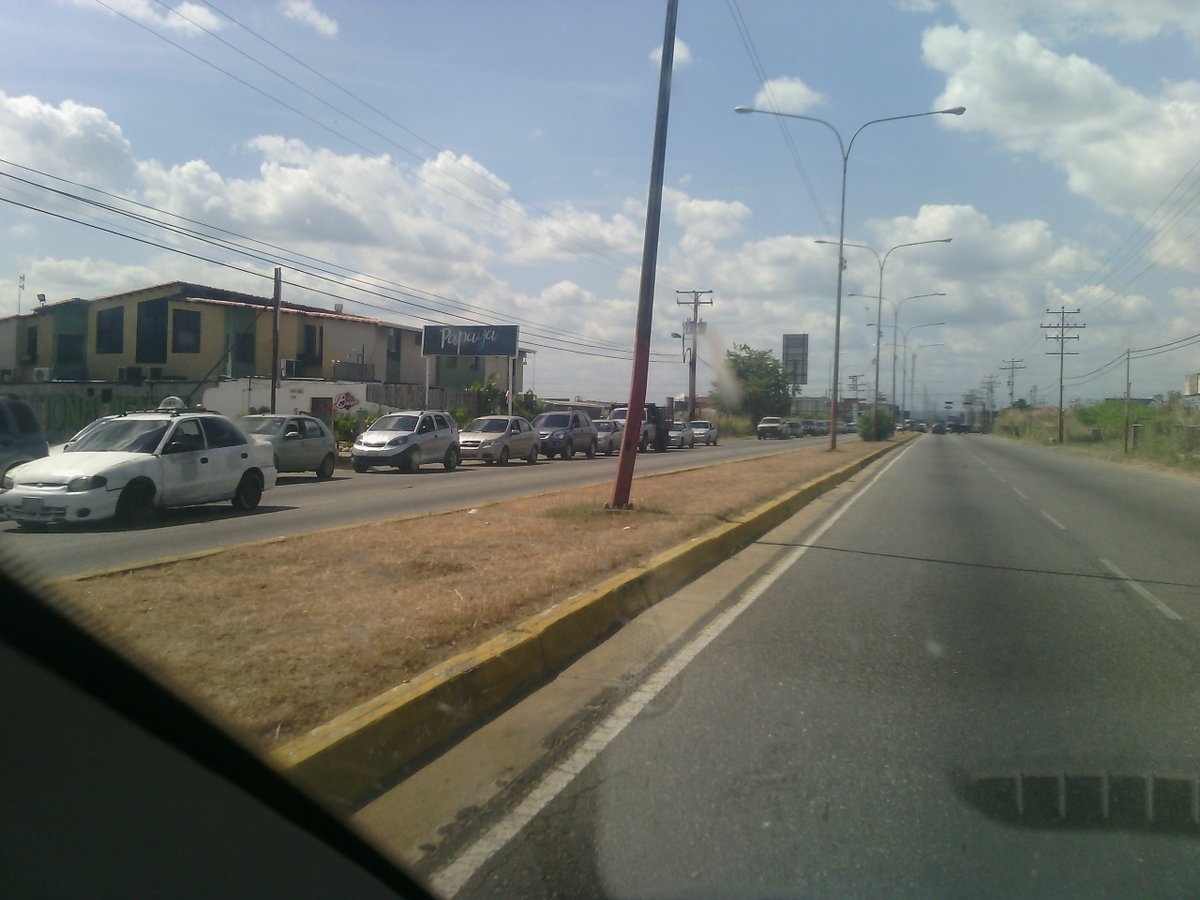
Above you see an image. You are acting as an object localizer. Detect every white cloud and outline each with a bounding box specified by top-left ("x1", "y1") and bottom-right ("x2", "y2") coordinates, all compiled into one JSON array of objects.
[
  {"x1": 650, "y1": 38, "x2": 692, "y2": 66},
  {"x1": 944, "y1": 0, "x2": 1200, "y2": 44},
  {"x1": 70, "y1": 0, "x2": 224, "y2": 34},
  {"x1": 279, "y1": 0, "x2": 338, "y2": 38},
  {"x1": 752, "y1": 77, "x2": 824, "y2": 115}
]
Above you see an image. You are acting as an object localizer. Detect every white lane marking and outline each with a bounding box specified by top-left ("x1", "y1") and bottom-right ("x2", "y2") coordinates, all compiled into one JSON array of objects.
[
  {"x1": 430, "y1": 444, "x2": 917, "y2": 897},
  {"x1": 1013, "y1": 487, "x2": 1028, "y2": 500},
  {"x1": 1100, "y1": 558, "x2": 1182, "y2": 621},
  {"x1": 1041, "y1": 510, "x2": 1067, "y2": 530}
]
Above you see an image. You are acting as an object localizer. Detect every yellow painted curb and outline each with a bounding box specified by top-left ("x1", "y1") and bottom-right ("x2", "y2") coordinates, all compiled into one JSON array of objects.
[{"x1": 275, "y1": 438, "x2": 908, "y2": 811}]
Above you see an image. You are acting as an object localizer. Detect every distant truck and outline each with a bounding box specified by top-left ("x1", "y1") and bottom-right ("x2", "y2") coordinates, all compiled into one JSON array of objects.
[
  {"x1": 610, "y1": 402, "x2": 667, "y2": 451},
  {"x1": 756, "y1": 416, "x2": 786, "y2": 439}
]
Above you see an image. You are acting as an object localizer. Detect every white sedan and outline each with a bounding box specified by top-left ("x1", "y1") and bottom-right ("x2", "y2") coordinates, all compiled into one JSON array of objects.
[{"x1": 1, "y1": 410, "x2": 277, "y2": 528}]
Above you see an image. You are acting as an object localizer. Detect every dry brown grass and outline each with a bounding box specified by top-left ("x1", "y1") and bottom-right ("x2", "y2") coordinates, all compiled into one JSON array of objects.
[{"x1": 49, "y1": 439, "x2": 898, "y2": 749}]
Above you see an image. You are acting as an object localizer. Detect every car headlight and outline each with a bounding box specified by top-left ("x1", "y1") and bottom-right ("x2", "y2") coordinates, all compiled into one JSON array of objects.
[
  {"x1": 387, "y1": 435, "x2": 410, "y2": 447},
  {"x1": 480, "y1": 438, "x2": 495, "y2": 447},
  {"x1": 552, "y1": 431, "x2": 565, "y2": 440},
  {"x1": 1, "y1": 475, "x2": 13, "y2": 491},
  {"x1": 67, "y1": 475, "x2": 108, "y2": 493}
]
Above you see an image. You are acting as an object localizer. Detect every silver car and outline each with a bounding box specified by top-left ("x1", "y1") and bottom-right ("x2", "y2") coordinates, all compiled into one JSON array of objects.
[
  {"x1": 666, "y1": 420, "x2": 695, "y2": 448},
  {"x1": 592, "y1": 419, "x2": 623, "y2": 456},
  {"x1": 688, "y1": 419, "x2": 717, "y2": 446},
  {"x1": 239, "y1": 414, "x2": 338, "y2": 479},
  {"x1": 458, "y1": 415, "x2": 539, "y2": 465},
  {"x1": 351, "y1": 410, "x2": 460, "y2": 473}
]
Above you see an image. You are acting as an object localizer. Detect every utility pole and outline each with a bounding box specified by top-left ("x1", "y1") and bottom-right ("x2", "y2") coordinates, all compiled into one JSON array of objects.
[
  {"x1": 675, "y1": 290, "x2": 712, "y2": 423},
  {"x1": 1041, "y1": 307, "x2": 1085, "y2": 443},
  {"x1": 981, "y1": 375, "x2": 999, "y2": 433},
  {"x1": 999, "y1": 358, "x2": 1026, "y2": 408}
]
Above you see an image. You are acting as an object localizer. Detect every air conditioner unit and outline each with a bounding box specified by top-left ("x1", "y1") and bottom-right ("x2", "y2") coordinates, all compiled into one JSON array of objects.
[
  {"x1": 148, "y1": 367, "x2": 164, "y2": 380},
  {"x1": 32, "y1": 367, "x2": 51, "y2": 383},
  {"x1": 116, "y1": 366, "x2": 144, "y2": 385},
  {"x1": 280, "y1": 359, "x2": 299, "y2": 379}
]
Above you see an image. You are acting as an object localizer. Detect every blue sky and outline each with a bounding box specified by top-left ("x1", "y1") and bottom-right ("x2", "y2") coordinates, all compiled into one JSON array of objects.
[{"x1": 3, "y1": 1, "x2": 1200, "y2": 412}]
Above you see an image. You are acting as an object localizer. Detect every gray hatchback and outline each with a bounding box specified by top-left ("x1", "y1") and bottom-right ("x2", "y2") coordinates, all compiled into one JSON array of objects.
[{"x1": 239, "y1": 414, "x2": 338, "y2": 479}]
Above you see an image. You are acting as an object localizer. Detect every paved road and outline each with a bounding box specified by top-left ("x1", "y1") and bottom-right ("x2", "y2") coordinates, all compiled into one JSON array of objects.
[
  {"x1": 0, "y1": 434, "x2": 850, "y2": 580},
  {"x1": 421, "y1": 434, "x2": 1200, "y2": 896}
]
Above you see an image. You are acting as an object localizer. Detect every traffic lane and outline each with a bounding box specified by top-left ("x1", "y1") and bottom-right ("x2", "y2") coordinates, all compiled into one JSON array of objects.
[
  {"x1": 0, "y1": 435, "x2": 847, "y2": 580},
  {"x1": 950, "y1": 435, "x2": 1200, "y2": 621},
  {"x1": 450, "y1": 438, "x2": 1200, "y2": 896}
]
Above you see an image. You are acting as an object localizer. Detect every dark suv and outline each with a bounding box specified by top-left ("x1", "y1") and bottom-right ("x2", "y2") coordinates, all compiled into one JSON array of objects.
[
  {"x1": 533, "y1": 410, "x2": 598, "y2": 459},
  {"x1": 0, "y1": 397, "x2": 49, "y2": 477}
]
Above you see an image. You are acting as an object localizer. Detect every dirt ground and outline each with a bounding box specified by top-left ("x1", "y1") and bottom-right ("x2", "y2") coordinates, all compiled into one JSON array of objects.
[{"x1": 47, "y1": 438, "x2": 897, "y2": 750}]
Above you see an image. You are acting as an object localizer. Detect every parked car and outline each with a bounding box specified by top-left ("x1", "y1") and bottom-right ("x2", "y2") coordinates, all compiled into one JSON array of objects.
[
  {"x1": 458, "y1": 415, "x2": 539, "y2": 465},
  {"x1": 592, "y1": 418, "x2": 623, "y2": 455},
  {"x1": 239, "y1": 414, "x2": 337, "y2": 479},
  {"x1": 351, "y1": 410, "x2": 459, "y2": 473},
  {"x1": 0, "y1": 396, "x2": 50, "y2": 477},
  {"x1": 688, "y1": 419, "x2": 717, "y2": 445},
  {"x1": 799, "y1": 419, "x2": 819, "y2": 436},
  {"x1": 609, "y1": 405, "x2": 660, "y2": 451},
  {"x1": 666, "y1": 420, "x2": 695, "y2": 448},
  {"x1": 785, "y1": 421, "x2": 803, "y2": 438},
  {"x1": 0, "y1": 407, "x2": 276, "y2": 528},
  {"x1": 756, "y1": 416, "x2": 786, "y2": 439},
  {"x1": 532, "y1": 410, "x2": 598, "y2": 459}
]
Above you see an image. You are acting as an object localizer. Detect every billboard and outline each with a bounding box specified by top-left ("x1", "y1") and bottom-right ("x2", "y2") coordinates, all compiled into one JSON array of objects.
[
  {"x1": 782, "y1": 333, "x2": 809, "y2": 386},
  {"x1": 422, "y1": 324, "x2": 519, "y2": 357}
]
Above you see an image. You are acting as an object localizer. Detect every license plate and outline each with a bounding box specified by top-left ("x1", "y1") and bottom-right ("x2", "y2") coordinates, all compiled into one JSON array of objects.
[{"x1": 21, "y1": 497, "x2": 44, "y2": 514}]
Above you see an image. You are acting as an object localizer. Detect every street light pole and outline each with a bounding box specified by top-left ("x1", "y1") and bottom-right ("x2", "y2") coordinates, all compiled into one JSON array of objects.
[
  {"x1": 899, "y1": 321, "x2": 944, "y2": 418},
  {"x1": 734, "y1": 103, "x2": 960, "y2": 448},
  {"x1": 831, "y1": 240, "x2": 951, "y2": 438},
  {"x1": 736, "y1": 103, "x2": 964, "y2": 449},
  {"x1": 912, "y1": 342, "x2": 944, "y2": 422},
  {"x1": 850, "y1": 290, "x2": 945, "y2": 420}
]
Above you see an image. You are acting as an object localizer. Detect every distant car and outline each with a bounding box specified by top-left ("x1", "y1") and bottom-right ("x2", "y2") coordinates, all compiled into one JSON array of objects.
[
  {"x1": 533, "y1": 410, "x2": 598, "y2": 459},
  {"x1": 914, "y1": 421, "x2": 928, "y2": 433},
  {"x1": 0, "y1": 408, "x2": 276, "y2": 528},
  {"x1": 458, "y1": 415, "x2": 539, "y2": 465},
  {"x1": 840, "y1": 421, "x2": 855, "y2": 434},
  {"x1": 351, "y1": 410, "x2": 460, "y2": 473},
  {"x1": 756, "y1": 416, "x2": 786, "y2": 439},
  {"x1": 931, "y1": 422, "x2": 946, "y2": 434},
  {"x1": 688, "y1": 419, "x2": 717, "y2": 445},
  {"x1": 784, "y1": 421, "x2": 803, "y2": 438},
  {"x1": 0, "y1": 396, "x2": 49, "y2": 477},
  {"x1": 239, "y1": 414, "x2": 337, "y2": 479},
  {"x1": 592, "y1": 418, "x2": 623, "y2": 455},
  {"x1": 666, "y1": 420, "x2": 695, "y2": 448}
]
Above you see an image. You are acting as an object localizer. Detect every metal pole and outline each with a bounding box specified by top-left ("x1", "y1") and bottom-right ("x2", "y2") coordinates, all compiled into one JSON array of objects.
[
  {"x1": 610, "y1": 0, "x2": 677, "y2": 509},
  {"x1": 270, "y1": 267, "x2": 281, "y2": 413}
]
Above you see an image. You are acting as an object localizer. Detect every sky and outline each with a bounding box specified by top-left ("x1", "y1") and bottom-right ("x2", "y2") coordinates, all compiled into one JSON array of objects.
[{"x1": 2, "y1": 0, "x2": 1200, "y2": 414}]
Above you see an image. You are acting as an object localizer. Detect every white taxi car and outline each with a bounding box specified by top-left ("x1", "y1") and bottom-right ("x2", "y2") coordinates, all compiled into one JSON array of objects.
[{"x1": 0, "y1": 406, "x2": 277, "y2": 528}]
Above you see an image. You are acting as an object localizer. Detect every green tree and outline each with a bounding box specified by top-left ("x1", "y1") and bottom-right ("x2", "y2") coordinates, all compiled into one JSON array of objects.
[{"x1": 711, "y1": 344, "x2": 792, "y2": 423}]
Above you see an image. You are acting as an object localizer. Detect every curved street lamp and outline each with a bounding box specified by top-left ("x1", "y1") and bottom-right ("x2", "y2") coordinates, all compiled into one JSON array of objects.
[
  {"x1": 854, "y1": 291, "x2": 947, "y2": 417},
  {"x1": 912, "y1": 342, "x2": 945, "y2": 421},
  {"x1": 826, "y1": 240, "x2": 952, "y2": 438},
  {"x1": 735, "y1": 103, "x2": 964, "y2": 448}
]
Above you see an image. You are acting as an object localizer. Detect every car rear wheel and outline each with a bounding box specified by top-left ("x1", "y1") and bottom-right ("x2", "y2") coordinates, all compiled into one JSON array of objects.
[
  {"x1": 315, "y1": 453, "x2": 335, "y2": 480},
  {"x1": 116, "y1": 481, "x2": 158, "y2": 526},
  {"x1": 443, "y1": 446, "x2": 459, "y2": 471},
  {"x1": 232, "y1": 471, "x2": 263, "y2": 511},
  {"x1": 527, "y1": 444, "x2": 539, "y2": 464},
  {"x1": 586, "y1": 440, "x2": 597, "y2": 459}
]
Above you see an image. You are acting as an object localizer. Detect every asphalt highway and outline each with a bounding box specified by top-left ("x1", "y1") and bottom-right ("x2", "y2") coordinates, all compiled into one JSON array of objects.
[{"x1": 424, "y1": 434, "x2": 1200, "y2": 896}]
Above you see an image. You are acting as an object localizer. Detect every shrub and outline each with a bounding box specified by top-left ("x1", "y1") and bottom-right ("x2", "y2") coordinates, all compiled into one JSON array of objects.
[{"x1": 857, "y1": 407, "x2": 894, "y2": 441}]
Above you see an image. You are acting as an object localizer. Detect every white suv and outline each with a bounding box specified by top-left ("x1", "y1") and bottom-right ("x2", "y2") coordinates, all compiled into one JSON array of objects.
[
  {"x1": 351, "y1": 410, "x2": 460, "y2": 473},
  {"x1": 0, "y1": 407, "x2": 276, "y2": 528}
]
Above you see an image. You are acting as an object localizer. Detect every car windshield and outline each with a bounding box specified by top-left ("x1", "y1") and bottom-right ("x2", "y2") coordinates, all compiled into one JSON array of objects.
[
  {"x1": 535, "y1": 413, "x2": 570, "y2": 428},
  {"x1": 66, "y1": 419, "x2": 170, "y2": 454},
  {"x1": 467, "y1": 418, "x2": 509, "y2": 433},
  {"x1": 689, "y1": 421, "x2": 710, "y2": 429},
  {"x1": 239, "y1": 416, "x2": 286, "y2": 435},
  {"x1": 596, "y1": 421, "x2": 615, "y2": 432},
  {"x1": 369, "y1": 414, "x2": 418, "y2": 432}
]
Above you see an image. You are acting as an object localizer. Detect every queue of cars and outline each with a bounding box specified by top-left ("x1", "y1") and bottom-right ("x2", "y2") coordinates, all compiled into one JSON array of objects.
[{"x1": 0, "y1": 402, "x2": 737, "y2": 530}]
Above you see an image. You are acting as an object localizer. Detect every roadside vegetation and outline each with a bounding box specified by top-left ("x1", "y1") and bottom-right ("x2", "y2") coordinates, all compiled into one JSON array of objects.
[{"x1": 993, "y1": 395, "x2": 1200, "y2": 473}]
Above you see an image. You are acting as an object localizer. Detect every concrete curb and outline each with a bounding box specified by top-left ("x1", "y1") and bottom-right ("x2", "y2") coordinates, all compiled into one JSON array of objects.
[{"x1": 273, "y1": 439, "x2": 908, "y2": 811}]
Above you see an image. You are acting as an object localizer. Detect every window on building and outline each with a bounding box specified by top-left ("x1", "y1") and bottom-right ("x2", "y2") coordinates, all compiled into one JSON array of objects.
[
  {"x1": 56, "y1": 333, "x2": 85, "y2": 364},
  {"x1": 302, "y1": 324, "x2": 323, "y2": 360},
  {"x1": 24, "y1": 326, "x2": 37, "y2": 362},
  {"x1": 387, "y1": 330, "x2": 402, "y2": 361},
  {"x1": 233, "y1": 332, "x2": 255, "y2": 365},
  {"x1": 172, "y1": 309, "x2": 201, "y2": 354},
  {"x1": 96, "y1": 307, "x2": 124, "y2": 354}
]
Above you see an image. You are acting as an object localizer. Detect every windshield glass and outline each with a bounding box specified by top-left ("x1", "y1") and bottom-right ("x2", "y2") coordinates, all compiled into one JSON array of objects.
[
  {"x1": 67, "y1": 419, "x2": 170, "y2": 454},
  {"x1": 368, "y1": 414, "x2": 418, "y2": 433},
  {"x1": 535, "y1": 413, "x2": 570, "y2": 428},
  {"x1": 239, "y1": 416, "x2": 286, "y2": 435},
  {"x1": 467, "y1": 418, "x2": 508, "y2": 433}
]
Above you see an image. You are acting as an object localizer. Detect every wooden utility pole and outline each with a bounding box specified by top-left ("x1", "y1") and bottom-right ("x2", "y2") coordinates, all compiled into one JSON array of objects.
[{"x1": 1041, "y1": 307, "x2": 1085, "y2": 443}]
